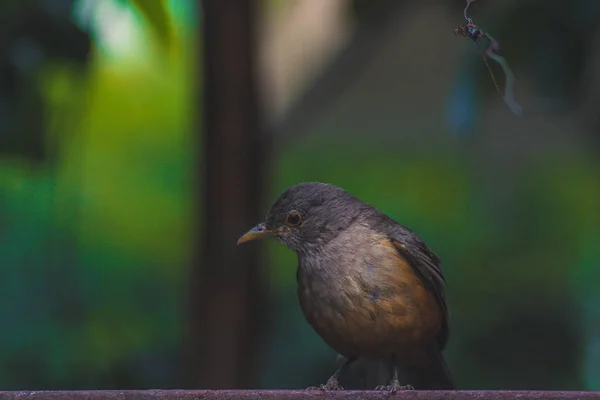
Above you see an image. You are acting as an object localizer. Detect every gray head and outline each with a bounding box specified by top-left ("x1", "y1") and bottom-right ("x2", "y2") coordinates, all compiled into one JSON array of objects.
[{"x1": 237, "y1": 182, "x2": 367, "y2": 253}]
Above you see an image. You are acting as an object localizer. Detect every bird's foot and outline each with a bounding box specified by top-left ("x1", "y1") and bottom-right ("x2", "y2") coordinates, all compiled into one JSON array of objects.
[
  {"x1": 306, "y1": 376, "x2": 344, "y2": 391},
  {"x1": 375, "y1": 379, "x2": 414, "y2": 393}
]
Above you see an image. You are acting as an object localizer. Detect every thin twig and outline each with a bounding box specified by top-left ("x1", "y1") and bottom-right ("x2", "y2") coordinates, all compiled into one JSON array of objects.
[
  {"x1": 482, "y1": 33, "x2": 523, "y2": 115},
  {"x1": 480, "y1": 50, "x2": 502, "y2": 97},
  {"x1": 454, "y1": 0, "x2": 522, "y2": 115}
]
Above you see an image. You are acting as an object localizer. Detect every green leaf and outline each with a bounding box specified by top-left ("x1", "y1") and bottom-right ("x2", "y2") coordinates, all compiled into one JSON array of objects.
[{"x1": 130, "y1": 0, "x2": 171, "y2": 47}]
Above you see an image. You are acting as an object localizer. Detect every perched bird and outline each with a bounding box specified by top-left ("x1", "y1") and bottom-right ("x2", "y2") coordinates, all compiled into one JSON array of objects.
[{"x1": 237, "y1": 182, "x2": 454, "y2": 391}]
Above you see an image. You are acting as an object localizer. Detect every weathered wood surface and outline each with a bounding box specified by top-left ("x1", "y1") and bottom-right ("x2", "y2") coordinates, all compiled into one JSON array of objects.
[{"x1": 0, "y1": 390, "x2": 599, "y2": 400}]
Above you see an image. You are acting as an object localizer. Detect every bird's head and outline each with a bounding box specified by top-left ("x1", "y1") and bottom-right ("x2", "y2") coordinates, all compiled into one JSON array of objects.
[{"x1": 237, "y1": 182, "x2": 365, "y2": 253}]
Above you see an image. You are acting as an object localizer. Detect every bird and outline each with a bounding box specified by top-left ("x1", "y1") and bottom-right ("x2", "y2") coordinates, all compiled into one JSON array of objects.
[{"x1": 237, "y1": 182, "x2": 455, "y2": 391}]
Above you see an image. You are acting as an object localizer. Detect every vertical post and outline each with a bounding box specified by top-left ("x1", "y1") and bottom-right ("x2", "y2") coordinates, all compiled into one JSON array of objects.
[{"x1": 185, "y1": 0, "x2": 269, "y2": 389}]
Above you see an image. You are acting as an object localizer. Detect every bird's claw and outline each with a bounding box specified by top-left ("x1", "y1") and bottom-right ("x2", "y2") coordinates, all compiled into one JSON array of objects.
[
  {"x1": 306, "y1": 377, "x2": 344, "y2": 391},
  {"x1": 375, "y1": 379, "x2": 414, "y2": 393}
]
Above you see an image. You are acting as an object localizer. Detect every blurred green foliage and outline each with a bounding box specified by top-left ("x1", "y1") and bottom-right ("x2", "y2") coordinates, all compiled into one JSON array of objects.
[
  {"x1": 129, "y1": 0, "x2": 172, "y2": 48},
  {"x1": 0, "y1": 0, "x2": 196, "y2": 388}
]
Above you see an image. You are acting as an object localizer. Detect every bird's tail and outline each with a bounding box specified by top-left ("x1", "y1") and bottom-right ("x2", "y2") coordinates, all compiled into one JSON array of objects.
[
  {"x1": 335, "y1": 356, "x2": 390, "y2": 389},
  {"x1": 408, "y1": 352, "x2": 456, "y2": 390},
  {"x1": 339, "y1": 351, "x2": 456, "y2": 390},
  {"x1": 357, "y1": 358, "x2": 391, "y2": 389}
]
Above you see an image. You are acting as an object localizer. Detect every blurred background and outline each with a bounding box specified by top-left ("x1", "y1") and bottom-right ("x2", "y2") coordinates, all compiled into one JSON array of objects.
[{"x1": 1, "y1": 0, "x2": 599, "y2": 391}]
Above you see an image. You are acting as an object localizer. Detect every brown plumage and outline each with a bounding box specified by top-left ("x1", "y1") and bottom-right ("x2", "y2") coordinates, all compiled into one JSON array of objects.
[{"x1": 237, "y1": 182, "x2": 455, "y2": 391}]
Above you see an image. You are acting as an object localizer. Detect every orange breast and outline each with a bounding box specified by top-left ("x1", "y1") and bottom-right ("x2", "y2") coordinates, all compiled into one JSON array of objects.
[{"x1": 297, "y1": 234, "x2": 441, "y2": 361}]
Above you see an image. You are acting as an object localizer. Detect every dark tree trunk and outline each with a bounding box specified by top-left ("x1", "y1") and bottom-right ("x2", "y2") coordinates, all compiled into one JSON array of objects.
[{"x1": 184, "y1": 0, "x2": 269, "y2": 390}]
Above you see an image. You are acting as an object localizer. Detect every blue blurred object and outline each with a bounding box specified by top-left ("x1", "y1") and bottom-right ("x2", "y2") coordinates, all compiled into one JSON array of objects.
[{"x1": 446, "y1": 69, "x2": 479, "y2": 137}]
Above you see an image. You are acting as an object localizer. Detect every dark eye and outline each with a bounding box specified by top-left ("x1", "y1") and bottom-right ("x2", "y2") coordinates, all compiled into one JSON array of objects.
[{"x1": 285, "y1": 211, "x2": 302, "y2": 226}]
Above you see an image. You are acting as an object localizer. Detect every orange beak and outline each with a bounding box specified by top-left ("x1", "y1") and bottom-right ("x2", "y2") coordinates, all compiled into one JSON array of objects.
[{"x1": 237, "y1": 222, "x2": 274, "y2": 245}]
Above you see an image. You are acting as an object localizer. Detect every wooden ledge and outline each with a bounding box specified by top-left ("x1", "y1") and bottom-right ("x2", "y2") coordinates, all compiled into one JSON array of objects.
[{"x1": 0, "y1": 390, "x2": 599, "y2": 400}]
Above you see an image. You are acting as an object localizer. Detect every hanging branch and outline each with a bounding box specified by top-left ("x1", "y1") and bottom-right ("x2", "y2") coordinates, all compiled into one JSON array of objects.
[{"x1": 454, "y1": 0, "x2": 523, "y2": 115}]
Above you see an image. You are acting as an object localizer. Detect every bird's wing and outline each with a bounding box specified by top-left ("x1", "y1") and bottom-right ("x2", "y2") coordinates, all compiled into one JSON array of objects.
[{"x1": 386, "y1": 223, "x2": 450, "y2": 351}]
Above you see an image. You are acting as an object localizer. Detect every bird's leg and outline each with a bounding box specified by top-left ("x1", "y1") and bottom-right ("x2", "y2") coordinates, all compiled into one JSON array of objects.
[
  {"x1": 375, "y1": 357, "x2": 414, "y2": 392},
  {"x1": 306, "y1": 356, "x2": 356, "y2": 391}
]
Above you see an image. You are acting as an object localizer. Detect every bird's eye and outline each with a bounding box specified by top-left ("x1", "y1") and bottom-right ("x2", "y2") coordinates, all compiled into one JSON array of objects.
[{"x1": 285, "y1": 211, "x2": 302, "y2": 226}]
